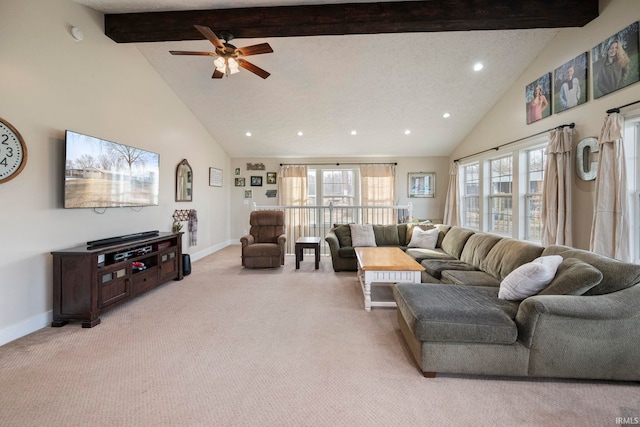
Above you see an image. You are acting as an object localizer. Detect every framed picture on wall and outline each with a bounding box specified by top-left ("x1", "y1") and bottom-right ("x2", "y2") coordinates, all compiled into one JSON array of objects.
[
  {"x1": 244, "y1": 190, "x2": 253, "y2": 199},
  {"x1": 235, "y1": 177, "x2": 245, "y2": 187},
  {"x1": 553, "y1": 52, "x2": 588, "y2": 113},
  {"x1": 408, "y1": 172, "x2": 435, "y2": 198},
  {"x1": 266, "y1": 172, "x2": 277, "y2": 184},
  {"x1": 591, "y1": 21, "x2": 639, "y2": 99},
  {"x1": 209, "y1": 167, "x2": 223, "y2": 187},
  {"x1": 525, "y1": 73, "x2": 552, "y2": 124},
  {"x1": 251, "y1": 176, "x2": 263, "y2": 186}
]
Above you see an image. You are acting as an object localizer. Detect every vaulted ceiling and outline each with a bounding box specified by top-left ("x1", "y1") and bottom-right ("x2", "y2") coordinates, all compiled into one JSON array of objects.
[{"x1": 73, "y1": 0, "x2": 599, "y2": 158}]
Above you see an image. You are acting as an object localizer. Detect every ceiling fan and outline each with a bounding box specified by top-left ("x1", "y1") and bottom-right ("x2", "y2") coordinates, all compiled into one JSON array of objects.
[{"x1": 169, "y1": 25, "x2": 273, "y2": 79}]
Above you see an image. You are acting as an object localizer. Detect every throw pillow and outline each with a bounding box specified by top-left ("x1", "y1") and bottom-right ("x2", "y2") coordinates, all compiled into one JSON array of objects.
[
  {"x1": 349, "y1": 224, "x2": 377, "y2": 247},
  {"x1": 538, "y1": 258, "x2": 603, "y2": 296},
  {"x1": 407, "y1": 227, "x2": 439, "y2": 249},
  {"x1": 332, "y1": 224, "x2": 353, "y2": 247},
  {"x1": 405, "y1": 222, "x2": 435, "y2": 245},
  {"x1": 498, "y1": 255, "x2": 563, "y2": 301}
]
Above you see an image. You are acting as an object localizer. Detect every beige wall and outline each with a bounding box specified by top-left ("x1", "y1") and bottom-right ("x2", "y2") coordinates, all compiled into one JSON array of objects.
[
  {"x1": 450, "y1": 0, "x2": 640, "y2": 250},
  {"x1": 229, "y1": 157, "x2": 449, "y2": 239},
  {"x1": 0, "y1": 0, "x2": 231, "y2": 344}
]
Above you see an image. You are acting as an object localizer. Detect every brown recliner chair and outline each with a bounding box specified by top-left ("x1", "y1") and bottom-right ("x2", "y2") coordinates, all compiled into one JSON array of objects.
[{"x1": 240, "y1": 210, "x2": 286, "y2": 268}]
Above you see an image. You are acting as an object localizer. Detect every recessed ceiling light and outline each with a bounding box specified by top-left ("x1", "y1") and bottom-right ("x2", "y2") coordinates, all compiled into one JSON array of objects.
[
  {"x1": 297, "y1": 131, "x2": 303, "y2": 136},
  {"x1": 473, "y1": 62, "x2": 484, "y2": 71},
  {"x1": 443, "y1": 113, "x2": 451, "y2": 118},
  {"x1": 245, "y1": 132, "x2": 252, "y2": 137},
  {"x1": 351, "y1": 130, "x2": 357, "y2": 136},
  {"x1": 404, "y1": 130, "x2": 411, "y2": 135}
]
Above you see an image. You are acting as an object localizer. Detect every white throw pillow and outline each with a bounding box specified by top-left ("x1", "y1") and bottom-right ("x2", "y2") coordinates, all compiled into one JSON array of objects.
[
  {"x1": 349, "y1": 224, "x2": 377, "y2": 247},
  {"x1": 498, "y1": 255, "x2": 563, "y2": 300},
  {"x1": 407, "y1": 226, "x2": 439, "y2": 249}
]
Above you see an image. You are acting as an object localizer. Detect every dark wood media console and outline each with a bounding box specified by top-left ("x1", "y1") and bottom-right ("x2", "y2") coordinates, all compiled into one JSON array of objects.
[{"x1": 51, "y1": 232, "x2": 183, "y2": 328}]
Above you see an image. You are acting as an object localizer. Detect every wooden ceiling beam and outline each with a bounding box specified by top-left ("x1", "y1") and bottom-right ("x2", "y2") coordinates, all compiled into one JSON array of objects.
[{"x1": 104, "y1": 0, "x2": 599, "y2": 43}]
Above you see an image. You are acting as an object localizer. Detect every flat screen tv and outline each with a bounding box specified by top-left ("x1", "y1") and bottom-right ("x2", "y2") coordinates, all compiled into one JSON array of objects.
[{"x1": 64, "y1": 130, "x2": 160, "y2": 208}]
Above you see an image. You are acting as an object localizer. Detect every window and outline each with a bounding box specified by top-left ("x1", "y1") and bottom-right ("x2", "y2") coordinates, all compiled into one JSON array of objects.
[
  {"x1": 321, "y1": 169, "x2": 355, "y2": 206},
  {"x1": 524, "y1": 146, "x2": 546, "y2": 241},
  {"x1": 488, "y1": 155, "x2": 513, "y2": 235},
  {"x1": 308, "y1": 167, "x2": 358, "y2": 224},
  {"x1": 458, "y1": 138, "x2": 549, "y2": 239},
  {"x1": 462, "y1": 162, "x2": 480, "y2": 229}
]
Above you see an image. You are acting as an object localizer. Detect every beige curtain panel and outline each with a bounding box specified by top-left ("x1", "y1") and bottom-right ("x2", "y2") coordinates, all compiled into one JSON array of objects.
[
  {"x1": 360, "y1": 164, "x2": 396, "y2": 224},
  {"x1": 589, "y1": 113, "x2": 630, "y2": 261},
  {"x1": 541, "y1": 127, "x2": 573, "y2": 246},
  {"x1": 277, "y1": 164, "x2": 309, "y2": 244},
  {"x1": 443, "y1": 162, "x2": 460, "y2": 226}
]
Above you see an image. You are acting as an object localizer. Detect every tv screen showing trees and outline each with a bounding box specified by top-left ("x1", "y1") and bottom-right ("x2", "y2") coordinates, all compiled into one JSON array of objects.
[{"x1": 64, "y1": 130, "x2": 160, "y2": 208}]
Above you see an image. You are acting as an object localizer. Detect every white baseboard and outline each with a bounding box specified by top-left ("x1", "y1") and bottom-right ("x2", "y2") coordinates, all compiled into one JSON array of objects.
[
  {"x1": 0, "y1": 310, "x2": 52, "y2": 347},
  {"x1": 186, "y1": 240, "x2": 232, "y2": 262}
]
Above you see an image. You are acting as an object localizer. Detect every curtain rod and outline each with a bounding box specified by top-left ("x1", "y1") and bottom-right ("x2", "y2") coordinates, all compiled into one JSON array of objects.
[
  {"x1": 453, "y1": 122, "x2": 575, "y2": 163},
  {"x1": 607, "y1": 99, "x2": 640, "y2": 114},
  {"x1": 279, "y1": 162, "x2": 397, "y2": 166}
]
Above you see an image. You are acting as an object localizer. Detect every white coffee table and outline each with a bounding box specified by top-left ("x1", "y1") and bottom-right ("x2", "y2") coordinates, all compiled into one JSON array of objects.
[{"x1": 354, "y1": 247, "x2": 424, "y2": 312}]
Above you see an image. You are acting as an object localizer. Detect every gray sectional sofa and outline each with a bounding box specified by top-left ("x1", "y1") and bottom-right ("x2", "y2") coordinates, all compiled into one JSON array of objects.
[
  {"x1": 325, "y1": 222, "x2": 449, "y2": 272},
  {"x1": 326, "y1": 223, "x2": 640, "y2": 381}
]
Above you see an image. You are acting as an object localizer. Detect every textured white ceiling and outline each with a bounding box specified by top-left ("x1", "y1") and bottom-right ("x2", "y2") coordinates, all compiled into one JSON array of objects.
[{"x1": 74, "y1": 0, "x2": 559, "y2": 158}]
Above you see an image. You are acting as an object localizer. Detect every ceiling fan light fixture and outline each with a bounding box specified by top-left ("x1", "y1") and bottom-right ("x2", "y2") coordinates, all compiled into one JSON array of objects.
[{"x1": 228, "y1": 58, "x2": 240, "y2": 74}]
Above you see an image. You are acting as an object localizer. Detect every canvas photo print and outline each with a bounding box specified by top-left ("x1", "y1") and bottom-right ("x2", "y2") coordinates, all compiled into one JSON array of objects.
[
  {"x1": 553, "y1": 52, "x2": 588, "y2": 113},
  {"x1": 592, "y1": 21, "x2": 639, "y2": 99},
  {"x1": 526, "y1": 73, "x2": 552, "y2": 124}
]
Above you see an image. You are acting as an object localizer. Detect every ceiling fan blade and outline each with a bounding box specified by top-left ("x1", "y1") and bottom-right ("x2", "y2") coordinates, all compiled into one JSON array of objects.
[
  {"x1": 194, "y1": 24, "x2": 225, "y2": 50},
  {"x1": 212, "y1": 69, "x2": 224, "y2": 79},
  {"x1": 169, "y1": 50, "x2": 215, "y2": 56},
  {"x1": 237, "y1": 43, "x2": 274, "y2": 57},
  {"x1": 237, "y1": 59, "x2": 270, "y2": 79}
]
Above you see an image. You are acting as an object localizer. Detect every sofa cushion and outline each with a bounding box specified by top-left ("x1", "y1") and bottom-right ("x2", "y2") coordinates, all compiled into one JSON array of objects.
[
  {"x1": 407, "y1": 227, "x2": 439, "y2": 249},
  {"x1": 480, "y1": 238, "x2": 544, "y2": 281},
  {"x1": 498, "y1": 255, "x2": 563, "y2": 301},
  {"x1": 333, "y1": 224, "x2": 352, "y2": 248},
  {"x1": 337, "y1": 247, "x2": 357, "y2": 258},
  {"x1": 459, "y1": 233, "x2": 503, "y2": 269},
  {"x1": 440, "y1": 270, "x2": 501, "y2": 287},
  {"x1": 350, "y1": 224, "x2": 376, "y2": 247},
  {"x1": 537, "y1": 257, "x2": 603, "y2": 296},
  {"x1": 421, "y1": 259, "x2": 478, "y2": 279},
  {"x1": 373, "y1": 224, "x2": 400, "y2": 246},
  {"x1": 393, "y1": 283, "x2": 519, "y2": 344},
  {"x1": 405, "y1": 248, "x2": 455, "y2": 263},
  {"x1": 440, "y1": 227, "x2": 475, "y2": 259},
  {"x1": 542, "y1": 245, "x2": 640, "y2": 295}
]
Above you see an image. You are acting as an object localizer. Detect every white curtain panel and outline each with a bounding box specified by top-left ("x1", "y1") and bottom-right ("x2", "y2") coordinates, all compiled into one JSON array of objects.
[
  {"x1": 443, "y1": 162, "x2": 460, "y2": 226},
  {"x1": 277, "y1": 165, "x2": 308, "y2": 206},
  {"x1": 277, "y1": 165, "x2": 309, "y2": 244},
  {"x1": 360, "y1": 164, "x2": 396, "y2": 224},
  {"x1": 541, "y1": 127, "x2": 573, "y2": 246},
  {"x1": 589, "y1": 113, "x2": 630, "y2": 261}
]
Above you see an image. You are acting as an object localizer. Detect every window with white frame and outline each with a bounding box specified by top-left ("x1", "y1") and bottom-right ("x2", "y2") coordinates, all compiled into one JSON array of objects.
[
  {"x1": 524, "y1": 146, "x2": 547, "y2": 241},
  {"x1": 462, "y1": 162, "x2": 480, "y2": 229},
  {"x1": 307, "y1": 167, "x2": 358, "y2": 224},
  {"x1": 488, "y1": 155, "x2": 513, "y2": 235}
]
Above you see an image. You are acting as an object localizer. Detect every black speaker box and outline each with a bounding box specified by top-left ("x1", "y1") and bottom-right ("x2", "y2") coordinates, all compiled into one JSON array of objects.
[{"x1": 182, "y1": 254, "x2": 192, "y2": 276}]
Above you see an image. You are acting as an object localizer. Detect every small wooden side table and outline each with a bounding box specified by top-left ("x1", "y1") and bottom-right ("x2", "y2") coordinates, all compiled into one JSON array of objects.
[{"x1": 295, "y1": 237, "x2": 322, "y2": 270}]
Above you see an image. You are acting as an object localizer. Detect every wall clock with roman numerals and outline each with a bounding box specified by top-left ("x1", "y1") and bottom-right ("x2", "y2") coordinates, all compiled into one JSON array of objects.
[{"x1": 0, "y1": 117, "x2": 27, "y2": 184}]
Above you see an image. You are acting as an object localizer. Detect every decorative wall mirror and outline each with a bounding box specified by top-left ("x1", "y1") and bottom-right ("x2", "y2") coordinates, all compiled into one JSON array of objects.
[{"x1": 176, "y1": 159, "x2": 193, "y2": 202}]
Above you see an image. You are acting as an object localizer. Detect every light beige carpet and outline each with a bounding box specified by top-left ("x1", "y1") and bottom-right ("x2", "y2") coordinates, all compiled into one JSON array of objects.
[{"x1": 0, "y1": 245, "x2": 638, "y2": 427}]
